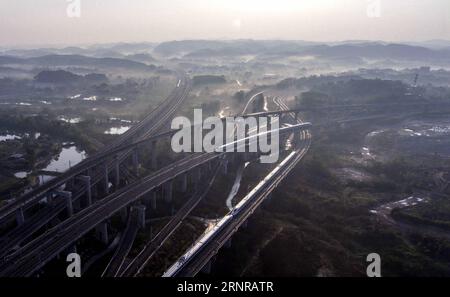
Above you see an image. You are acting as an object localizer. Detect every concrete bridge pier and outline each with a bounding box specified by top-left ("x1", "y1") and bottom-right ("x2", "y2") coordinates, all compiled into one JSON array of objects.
[
  {"x1": 144, "y1": 191, "x2": 158, "y2": 210},
  {"x1": 46, "y1": 192, "x2": 54, "y2": 205},
  {"x1": 143, "y1": 195, "x2": 150, "y2": 207},
  {"x1": 222, "y1": 159, "x2": 229, "y2": 175},
  {"x1": 196, "y1": 167, "x2": 202, "y2": 181},
  {"x1": 228, "y1": 153, "x2": 236, "y2": 164},
  {"x1": 133, "y1": 205, "x2": 146, "y2": 229},
  {"x1": 151, "y1": 141, "x2": 158, "y2": 170},
  {"x1": 92, "y1": 184, "x2": 99, "y2": 202},
  {"x1": 193, "y1": 168, "x2": 202, "y2": 190},
  {"x1": 114, "y1": 157, "x2": 120, "y2": 187},
  {"x1": 104, "y1": 164, "x2": 110, "y2": 194},
  {"x1": 96, "y1": 222, "x2": 109, "y2": 245},
  {"x1": 66, "y1": 178, "x2": 75, "y2": 191},
  {"x1": 120, "y1": 207, "x2": 128, "y2": 223},
  {"x1": 151, "y1": 191, "x2": 157, "y2": 210},
  {"x1": 55, "y1": 190, "x2": 73, "y2": 217},
  {"x1": 180, "y1": 173, "x2": 188, "y2": 193},
  {"x1": 164, "y1": 180, "x2": 173, "y2": 203},
  {"x1": 293, "y1": 130, "x2": 303, "y2": 146},
  {"x1": 132, "y1": 149, "x2": 140, "y2": 177},
  {"x1": 76, "y1": 175, "x2": 92, "y2": 206},
  {"x1": 16, "y1": 208, "x2": 25, "y2": 226},
  {"x1": 143, "y1": 191, "x2": 157, "y2": 210}
]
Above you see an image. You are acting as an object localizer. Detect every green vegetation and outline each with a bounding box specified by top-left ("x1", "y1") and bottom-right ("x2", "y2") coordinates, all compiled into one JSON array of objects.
[
  {"x1": 210, "y1": 114, "x2": 450, "y2": 276},
  {"x1": 393, "y1": 196, "x2": 450, "y2": 231},
  {"x1": 0, "y1": 113, "x2": 97, "y2": 153}
]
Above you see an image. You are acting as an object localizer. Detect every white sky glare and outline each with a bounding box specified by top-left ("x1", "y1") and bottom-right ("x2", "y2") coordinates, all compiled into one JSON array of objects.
[{"x1": 0, "y1": 0, "x2": 449, "y2": 46}]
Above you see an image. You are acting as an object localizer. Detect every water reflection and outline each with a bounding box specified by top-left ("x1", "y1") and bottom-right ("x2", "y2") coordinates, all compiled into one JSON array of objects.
[
  {"x1": 58, "y1": 116, "x2": 82, "y2": 124},
  {"x1": 45, "y1": 146, "x2": 86, "y2": 172},
  {"x1": 14, "y1": 171, "x2": 29, "y2": 179},
  {"x1": 105, "y1": 126, "x2": 131, "y2": 135},
  {"x1": 37, "y1": 146, "x2": 87, "y2": 185},
  {"x1": 0, "y1": 134, "x2": 21, "y2": 141}
]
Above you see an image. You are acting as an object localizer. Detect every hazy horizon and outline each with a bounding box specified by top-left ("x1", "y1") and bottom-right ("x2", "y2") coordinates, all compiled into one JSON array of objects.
[
  {"x1": 4, "y1": 38, "x2": 450, "y2": 50},
  {"x1": 1, "y1": 0, "x2": 449, "y2": 47}
]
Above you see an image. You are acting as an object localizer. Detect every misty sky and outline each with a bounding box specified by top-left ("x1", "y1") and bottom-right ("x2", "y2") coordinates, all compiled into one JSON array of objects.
[{"x1": 0, "y1": 0, "x2": 449, "y2": 47}]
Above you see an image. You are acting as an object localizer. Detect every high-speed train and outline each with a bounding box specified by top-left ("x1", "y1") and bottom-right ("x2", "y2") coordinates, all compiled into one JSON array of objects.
[{"x1": 163, "y1": 146, "x2": 303, "y2": 277}]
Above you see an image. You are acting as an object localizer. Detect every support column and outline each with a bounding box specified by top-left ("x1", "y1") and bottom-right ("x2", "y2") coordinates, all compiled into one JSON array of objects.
[
  {"x1": 96, "y1": 222, "x2": 108, "y2": 244},
  {"x1": 151, "y1": 191, "x2": 157, "y2": 210},
  {"x1": 120, "y1": 207, "x2": 128, "y2": 223},
  {"x1": 114, "y1": 157, "x2": 120, "y2": 187},
  {"x1": 87, "y1": 168, "x2": 93, "y2": 179},
  {"x1": 16, "y1": 208, "x2": 25, "y2": 225},
  {"x1": 132, "y1": 148, "x2": 139, "y2": 177},
  {"x1": 164, "y1": 180, "x2": 173, "y2": 203},
  {"x1": 196, "y1": 167, "x2": 202, "y2": 181},
  {"x1": 46, "y1": 192, "x2": 54, "y2": 205},
  {"x1": 151, "y1": 141, "x2": 157, "y2": 170},
  {"x1": 133, "y1": 205, "x2": 146, "y2": 229},
  {"x1": 293, "y1": 130, "x2": 302, "y2": 146},
  {"x1": 56, "y1": 190, "x2": 73, "y2": 217},
  {"x1": 223, "y1": 159, "x2": 228, "y2": 175},
  {"x1": 194, "y1": 168, "x2": 202, "y2": 190},
  {"x1": 76, "y1": 175, "x2": 92, "y2": 206},
  {"x1": 92, "y1": 184, "x2": 99, "y2": 201},
  {"x1": 104, "y1": 164, "x2": 110, "y2": 194},
  {"x1": 66, "y1": 178, "x2": 75, "y2": 191},
  {"x1": 181, "y1": 173, "x2": 188, "y2": 192}
]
